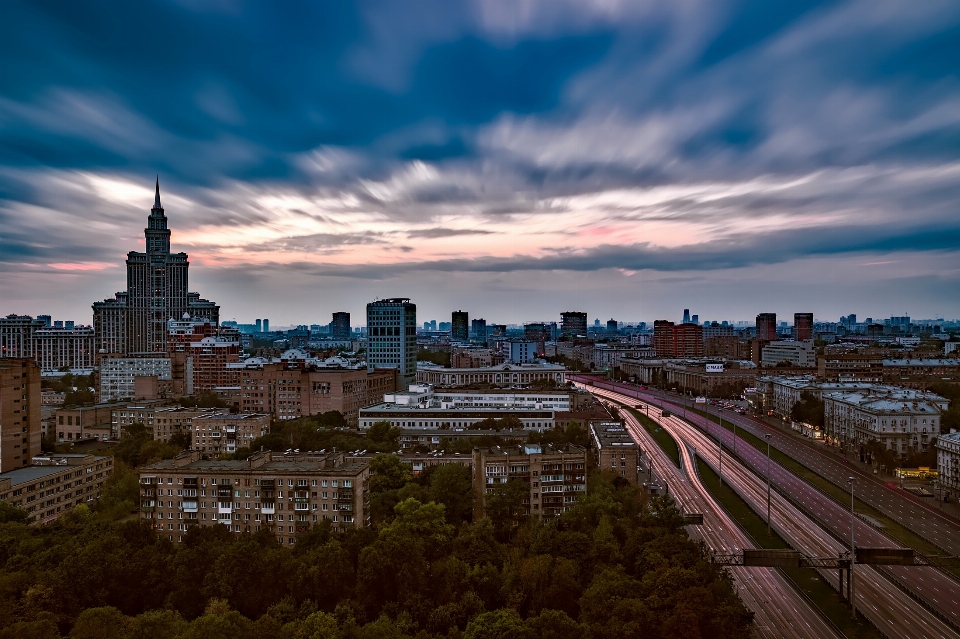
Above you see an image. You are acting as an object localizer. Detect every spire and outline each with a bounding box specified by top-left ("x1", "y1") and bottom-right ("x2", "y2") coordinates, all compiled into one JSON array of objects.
[{"x1": 153, "y1": 176, "x2": 162, "y2": 210}]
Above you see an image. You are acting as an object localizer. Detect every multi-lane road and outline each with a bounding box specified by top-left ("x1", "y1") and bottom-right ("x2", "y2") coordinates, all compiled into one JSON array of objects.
[{"x1": 582, "y1": 382, "x2": 960, "y2": 639}]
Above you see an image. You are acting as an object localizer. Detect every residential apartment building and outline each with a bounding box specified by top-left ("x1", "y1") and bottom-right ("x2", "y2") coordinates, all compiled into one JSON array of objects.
[
  {"x1": 756, "y1": 313, "x2": 777, "y2": 341},
  {"x1": 882, "y1": 359, "x2": 960, "y2": 388},
  {"x1": 0, "y1": 358, "x2": 41, "y2": 472},
  {"x1": 653, "y1": 321, "x2": 704, "y2": 358},
  {"x1": 936, "y1": 431, "x2": 960, "y2": 501},
  {"x1": 99, "y1": 355, "x2": 175, "y2": 402},
  {"x1": 0, "y1": 315, "x2": 96, "y2": 372},
  {"x1": 704, "y1": 336, "x2": 752, "y2": 360},
  {"x1": 822, "y1": 387, "x2": 948, "y2": 456},
  {"x1": 592, "y1": 344, "x2": 654, "y2": 371},
  {"x1": 794, "y1": 313, "x2": 814, "y2": 341},
  {"x1": 192, "y1": 413, "x2": 270, "y2": 457},
  {"x1": 451, "y1": 311, "x2": 469, "y2": 341},
  {"x1": 451, "y1": 347, "x2": 504, "y2": 368},
  {"x1": 473, "y1": 444, "x2": 587, "y2": 518},
  {"x1": 590, "y1": 421, "x2": 640, "y2": 485},
  {"x1": 331, "y1": 312, "x2": 351, "y2": 340},
  {"x1": 560, "y1": 312, "x2": 588, "y2": 338},
  {"x1": 234, "y1": 359, "x2": 397, "y2": 425},
  {"x1": 0, "y1": 453, "x2": 113, "y2": 524},
  {"x1": 415, "y1": 362, "x2": 566, "y2": 388},
  {"x1": 139, "y1": 449, "x2": 370, "y2": 543},
  {"x1": 818, "y1": 353, "x2": 884, "y2": 382},
  {"x1": 367, "y1": 298, "x2": 418, "y2": 388}
]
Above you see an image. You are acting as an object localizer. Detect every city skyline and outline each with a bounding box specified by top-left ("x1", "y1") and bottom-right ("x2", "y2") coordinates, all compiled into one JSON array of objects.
[{"x1": 3, "y1": 2, "x2": 960, "y2": 324}]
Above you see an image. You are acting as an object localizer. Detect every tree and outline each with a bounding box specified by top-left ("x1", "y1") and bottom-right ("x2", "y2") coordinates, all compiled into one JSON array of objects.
[
  {"x1": 790, "y1": 392, "x2": 824, "y2": 428},
  {"x1": 70, "y1": 606, "x2": 130, "y2": 639},
  {"x1": 369, "y1": 454, "x2": 412, "y2": 494},
  {"x1": 0, "y1": 500, "x2": 30, "y2": 524},
  {"x1": 429, "y1": 463, "x2": 475, "y2": 525},
  {"x1": 484, "y1": 479, "x2": 527, "y2": 538},
  {"x1": 368, "y1": 421, "x2": 402, "y2": 446},
  {"x1": 464, "y1": 609, "x2": 530, "y2": 639}
]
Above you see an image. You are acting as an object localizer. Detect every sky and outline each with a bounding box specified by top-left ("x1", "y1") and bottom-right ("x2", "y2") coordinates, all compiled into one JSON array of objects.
[{"x1": 2, "y1": 0, "x2": 960, "y2": 327}]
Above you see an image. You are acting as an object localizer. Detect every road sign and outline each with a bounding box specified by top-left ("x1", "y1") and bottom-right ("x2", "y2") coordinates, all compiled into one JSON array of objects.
[
  {"x1": 743, "y1": 549, "x2": 802, "y2": 568},
  {"x1": 855, "y1": 547, "x2": 915, "y2": 565}
]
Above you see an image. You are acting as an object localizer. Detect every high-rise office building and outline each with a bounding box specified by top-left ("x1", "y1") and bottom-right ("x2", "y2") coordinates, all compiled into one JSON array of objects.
[
  {"x1": 93, "y1": 179, "x2": 219, "y2": 356},
  {"x1": 560, "y1": 312, "x2": 588, "y2": 337},
  {"x1": 683, "y1": 309, "x2": 691, "y2": 324},
  {"x1": 262, "y1": 319, "x2": 270, "y2": 333},
  {"x1": 331, "y1": 312, "x2": 351, "y2": 340},
  {"x1": 0, "y1": 358, "x2": 41, "y2": 471},
  {"x1": 367, "y1": 298, "x2": 418, "y2": 388},
  {"x1": 755, "y1": 313, "x2": 777, "y2": 341},
  {"x1": 256, "y1": 319, "x2": 262, "y2": 333},
  {"x1": 691, "y1": 314, "x2": 699, "y2": 325},
  {"x1": 606, "y1": 319, "x2": 618, "y2": 334},
  {"x1": 794, "y1": 313, "x2": 814, "y2": 341},
  {"x1": 471, "y1": 318, "x2": 487, "y2": 342},
  {"x1": 452, "y1": 311, "x2": 469, "y2": 341}
]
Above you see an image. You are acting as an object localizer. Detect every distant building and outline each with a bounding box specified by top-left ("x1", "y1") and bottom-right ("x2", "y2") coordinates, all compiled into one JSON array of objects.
[
  {"x1": 0, "y1": 453, "x2": 113, "y2": 524},
  {"x1": 606, "y1": 319, "x2": 618, "y2": 334},
  {"x1": 794, "y1": 313, "x2": 814, "y2": 341},
  {"x1": 331, "y1": 312, "x2": 351, "y2": 340},
  {"x1": 0, "y1": 315, "x2": 95, "y2": 372},
  {"x1": 471, "y1": 318, "x2": 487, "y2": 343},
  {"x1": 139, "y1": 450, "x2": 371, "y2": 543},
  {"x1": 683, "y1": 309, "x2": 691, "y2": 324},
  {"x1": 367, "y1": 298, "x2": 418, "y2": 388},
  {"x1": 560, "y1": 312, "x2": 588, "y2": 338},
  {"x1": 99, "y1": 356, "x2": 175, "y2": 402},
  {"x1": 653, "y1": 321, "x2": 704, "y2": 358},
  {"x1": 936, "y1": 431, "x2": 960, "y2": 502},
  {"x1": 452, "y1": 311, "x2": 469, "y2": 341},
  {"x1": 416, "y1": 362, "x2": 566, "y2": 388},
  {"x1": 0, "y1": 358, "x2": 42, "y2": 472},
  {"x1": 756, "y1": 313, "x2": 777, "y2": 341},
  {"x1": 191, "y1": 413, "x2": 270, "y2": 457},
  {"x1": 590, "y1": 422, "x2": 640, "y2": 485},
  {"x1": 509, "y1": 341, "x2": 537, "y2": 364}
]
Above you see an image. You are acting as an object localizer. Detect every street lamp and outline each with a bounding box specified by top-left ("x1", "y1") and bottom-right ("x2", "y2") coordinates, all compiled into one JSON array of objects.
[
  {"x1": 765, "y1": 434, "x2": 772, "y2": 536},
  {"x1": 847, "y1": 476, "x2": 856, "y2": 620}
]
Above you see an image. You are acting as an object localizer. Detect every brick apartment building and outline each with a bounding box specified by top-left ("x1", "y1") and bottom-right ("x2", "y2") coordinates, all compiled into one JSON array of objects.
[
  {"x1": 0, "y1": 453, "x2": 113, "y2": 523},
  {"x1": 653, "y1": 321, "x2": 704, "y2": 358},
  {"x1": 0, "y1": 358, "x2": 41, "y2": 472},
  {"x1": 139, "y1": 450, "x2": 370, "y2": 544},
  {"x1": 192, "y1": 413, "x2": 270, "y2": 457},
  {"x1": 236, "y1": 363, "x2": 397, "y2": 425},
  {"x1": 473, "y1": 444, "x2": 587, "y2": 518}
]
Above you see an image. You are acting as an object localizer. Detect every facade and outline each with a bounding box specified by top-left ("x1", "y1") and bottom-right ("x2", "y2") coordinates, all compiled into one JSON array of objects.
[
  {"x1": 882, "y1": 359, "x2": 960, "y2": 387},
  {"x1": 473, "y1": 444, "x2": 587, "y2": 518},
  {"x1": 702, "y1": 323, "x2": 736, "y2": 342},
  {"x1": 0, "y1": 453, "x2": 113, "y2": 524},
  {"x1": 92, "y1": 180, "x2": 220, "y2": 356},
  {"x1": 761, "y1": 340, "x2": 815, "y2": 368},
  {"x1": 936, "y1": 431, "x2": 960, "y2": 501},
  {"x1": 590, "y1": 421, "x2": 640, "y2": 485},
  {"x1": 653, "y1": 321, "x2": 704, "y2": 358},
  {"x1": 0, "y1": 358, "x2": 42, "y2": 472},
  {"x1": 704, "y1": 336, "x2": 752, "y2": 360},
  {"x1": 619, "y1": 358, "x2": 756, "y2": 395},
  {"x1": 168, "y1": 332, "x2": 241, "y2": 393},
  {"x1": 592, "y1": 344, "x2": 654, "y2": 371},
  {"x1": 818, "y1": 353, "x2": 884, "y2": 382},
  {"x1": 235, "y1": 361, "x2": 397, "y2": 426},
  {"x1": 823, "y1": 387, "x2": 947, "y2": 456},
  {"x1": 192, "y1": 413, "x2": 270, "y2": 457},
  {"x1": 756, "y1": 313, "x2": 777, "y2": 341},
  {"x1": 99, "y1": 356, "x2": 174, "y2": 402},
  {"x1": 139, "y1": 450, "x2": 370, "y2": 543},
  {"x1": 367, "y1": 298, "x2": 418, "y2": 388},
  {"x1": 471, "y1": 318, "x2": 487, "y2": 343},
  {"x1": 416, "y1": 362, "x2": 566, "y2": 388},
  {"x1": 331, "y1": 312, "x2": 351, "y2": 340},
  {"x1": 451, "y1": 347, "x2": 503, "y2": 368},
  {"x1": 451, "y1": 311, "x2": 469, "y2": 341},
  {"x1": 794, "y1": 313, "x2": 814, "y2": 341},
  {"x1": 508, "y1": 341, "x2": 536, "y2": 364},
  {"x1": 560, "y1": 312, "x2": 588, "y2": 337}
]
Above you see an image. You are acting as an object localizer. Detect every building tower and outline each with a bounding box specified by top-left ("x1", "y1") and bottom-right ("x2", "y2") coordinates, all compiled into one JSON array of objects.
[
  {"x1": 560, "y1": 312, "x2": 588, "y2": 337},
  {"x1": 451, "y1": 311, "x2": 469, "y2": 341},
  {"x1": 367, "y1": 298, "x2": 418, "y2": 388},
  {"x1": 471, "y1": 318, "x2": 487, "y2": 343},
  {"x1": 331, "y1": 312, "x2": 351, "y2": 340},
  {"x1": 755, "y1": 313, "x2": 777, "y2": 341},
  {"x1": 683, "y1": 309, "x2": 691, "y2": 324},
  {"x1": 0, "y1": 358, "x2": 41, "y2": 471},
  {"x1": 794, "y1": 313, "x2": 814, "y2": 341},
  {"x1": 93, "y1": 179, "x2": 219, "y2": 356}
]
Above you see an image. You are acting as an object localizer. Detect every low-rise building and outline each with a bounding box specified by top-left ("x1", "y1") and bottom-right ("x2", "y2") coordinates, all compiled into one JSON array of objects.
[
  {"x1": 882, "y1": 359, "x2": 960, "y2": 388},
  {"x1": 415, "y1": 362, "x2": 566, "y2": 387},
  {"x1": 192, "y1": 413, "x2": 270, "y2": 457},
  {"x1": 936, "y1": 430, "x2": 960, "y2": 501},
  {"x1": 619, "y1": 358, "x2": 757, "y2": 395},
  {"x1": 0, "y1": 453, "x2": 113, "y2": 523},
  {"x1": 823, "y1": 387, "x2": 948, "y2": 456},
  {"x1": 473, "y1": 444, "x2": 587, "y2": 518},
  {"x1": 139, "y1": 449, "x2": 370, "y2": 543}
]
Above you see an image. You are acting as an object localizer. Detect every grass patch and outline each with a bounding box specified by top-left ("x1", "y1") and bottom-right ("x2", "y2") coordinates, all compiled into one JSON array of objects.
[
  {"x1": 697, "y1": 458, "x2": 883, "y2": 639},
  {"x1": 630, "y1": 408, "x2": 680, "y2": 467},
  {"x1": 691, "y1": 406, "x2": 958, "y2": 569}
]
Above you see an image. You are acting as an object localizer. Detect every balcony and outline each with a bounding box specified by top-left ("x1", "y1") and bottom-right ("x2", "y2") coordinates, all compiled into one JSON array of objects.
[
  {"x1": 211, "y1": 432, "x2": 221, "y2": 438},
  {"x1": 294, "y1": 503, "x2": 309, "y2": 511},
  {"x1": 181, "y1": 501, "x2": 198, "y2": 512},
  {"x1": 261, "y1": 503, "x2": 275, "y2": 514},
  {"x1": 218, "y1": 503, "x2": 232, "y2": 514},
  {"x1": 140, "y1": 501, "x2": 156, "y2": 511}
]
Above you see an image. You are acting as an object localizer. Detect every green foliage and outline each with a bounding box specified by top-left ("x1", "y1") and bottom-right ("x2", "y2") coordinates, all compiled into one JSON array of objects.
[
  {"x1": 368, "y1": 421, "x2": 402, "y2": 446},
  {"x1": 790, "y1": 391, "x2": 825, "y2": 428},
  {"x1": 112, "y1": 423, "x2": 184, "y2": 467},
  {"x1": 929, "y1": 383, "x2": 960, "y2": 433},
  {"x1": 468, "y1": 416, "x2": 523, "y2": 432},
  {"x1": 179, "y1": 392, "x2": 230, "y2": 409},
  {"x1": 417, "y1": 348, "x2": 451, "y2": 367},
  {"x1": 0, "y1": 472, "x2": 750, "y2": 639},
  {"x1": 527, "y1": 422, "x2": 589, "y2": 448},
  {"x1": 0, "y1": 501, "x2": 30, "y2": 524}
]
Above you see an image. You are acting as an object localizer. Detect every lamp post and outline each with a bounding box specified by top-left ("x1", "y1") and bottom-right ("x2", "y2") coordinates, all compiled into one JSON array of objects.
[
  {"x1": 765, "y1": 433, "x2": 772, "y2": 536},
  {"x1": 847, "y1": 476, "x2": 856, "y2": 619}
]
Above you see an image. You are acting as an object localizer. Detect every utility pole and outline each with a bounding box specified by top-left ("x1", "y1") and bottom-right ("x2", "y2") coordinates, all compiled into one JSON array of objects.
[
  {"x1": 848, "y1": 476, "x2": 856, "y2": 619},
  {"x1": 765, "y1": 434, "x2": 772, "y2": 536},
  {"x1": 718, "y1": 417, "x2": 723, "y2": 488}
]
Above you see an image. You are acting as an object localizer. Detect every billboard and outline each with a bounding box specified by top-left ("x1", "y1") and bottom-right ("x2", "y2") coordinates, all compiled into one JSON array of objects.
[{"x1": 705, "y1": 363, "x2": 724, "y2": 373}]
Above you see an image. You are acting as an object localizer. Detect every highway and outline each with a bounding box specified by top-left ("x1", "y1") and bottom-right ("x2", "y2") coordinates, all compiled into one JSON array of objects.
[
  {"x1": 637, "y1": 382, "x2": 960, "y2": 556},
  {"x1": 602, "y1": 387, "x2": 844, "y2": 638},
  {"x1": 586, "y1": 384, "x2": 960, "y2": 639}
]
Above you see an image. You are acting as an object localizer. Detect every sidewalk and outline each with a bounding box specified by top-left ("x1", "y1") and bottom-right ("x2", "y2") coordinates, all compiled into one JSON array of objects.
[{"x1": 754, "y1": 413, "x2": 960, "y2": 523}]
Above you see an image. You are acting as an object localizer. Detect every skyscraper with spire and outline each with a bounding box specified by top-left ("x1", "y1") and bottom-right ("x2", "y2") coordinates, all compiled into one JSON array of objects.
[{"x1": 93, "y1": 179, "x2": 218, "y2": 356}]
